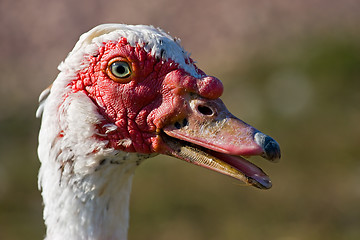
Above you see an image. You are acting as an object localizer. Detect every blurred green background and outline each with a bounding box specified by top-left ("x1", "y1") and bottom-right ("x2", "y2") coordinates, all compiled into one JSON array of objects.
[{"x1": 0, "y1": 0, "x2": 359, "y2": 239}]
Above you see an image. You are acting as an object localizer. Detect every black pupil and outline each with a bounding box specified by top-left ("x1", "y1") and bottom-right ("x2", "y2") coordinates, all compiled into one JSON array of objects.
[{"x1": 112, "y1": 62, "x2": 128, "y2": 76}]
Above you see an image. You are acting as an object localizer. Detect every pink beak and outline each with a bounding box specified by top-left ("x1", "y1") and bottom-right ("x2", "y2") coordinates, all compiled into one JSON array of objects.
[{"x1": 162, "y1": 96, "x2": 280, "y2": 189}]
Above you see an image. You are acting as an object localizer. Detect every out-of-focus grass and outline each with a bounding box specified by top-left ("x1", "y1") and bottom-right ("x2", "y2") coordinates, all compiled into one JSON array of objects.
[{"x1": 0, "y1": 33, "x2": 359, "y2": 239}]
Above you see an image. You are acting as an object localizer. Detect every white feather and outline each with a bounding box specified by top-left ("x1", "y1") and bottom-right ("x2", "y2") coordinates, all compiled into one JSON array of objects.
[
  {"x1": 58, "y1": 24, "x2": 201, "y2": 78},
  {"x1": 38, "y1": 24, "x2": 184, "y2": 239}
]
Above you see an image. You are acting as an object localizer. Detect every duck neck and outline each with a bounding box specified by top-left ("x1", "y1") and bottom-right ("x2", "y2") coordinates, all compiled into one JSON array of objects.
[{"x1": 40, "y1": 158, "x2": 137, "y2": 240}]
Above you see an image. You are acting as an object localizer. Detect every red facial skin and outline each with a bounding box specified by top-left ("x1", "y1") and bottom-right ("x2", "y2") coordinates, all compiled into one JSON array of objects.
[{"x1": 71, "y1": 38, "x2": 223, "y2": 154}]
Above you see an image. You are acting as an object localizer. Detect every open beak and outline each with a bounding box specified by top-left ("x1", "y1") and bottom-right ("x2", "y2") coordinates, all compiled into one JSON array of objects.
[{"x1": 162, "y1": 95, "x2": 280, "y2": 189}]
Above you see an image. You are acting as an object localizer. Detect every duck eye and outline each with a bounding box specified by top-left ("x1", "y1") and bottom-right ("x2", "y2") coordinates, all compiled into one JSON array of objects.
[{"x1": 109, "y1": 61, "x2": 131, "y2": 79}]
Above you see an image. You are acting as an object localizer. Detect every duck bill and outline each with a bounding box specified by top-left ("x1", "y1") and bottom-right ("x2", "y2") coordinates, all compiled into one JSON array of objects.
[{"x1": 162, "y1": 97, "x2": 280, "y2": 189}]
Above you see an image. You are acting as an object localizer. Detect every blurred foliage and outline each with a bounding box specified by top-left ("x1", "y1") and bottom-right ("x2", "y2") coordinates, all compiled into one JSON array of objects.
[
  {"x1": 0, "y1": 107, "x2": 44, "y2": 240},
  {"x1": 1, "y1": 4, "x2": 360, "y2": 239}
]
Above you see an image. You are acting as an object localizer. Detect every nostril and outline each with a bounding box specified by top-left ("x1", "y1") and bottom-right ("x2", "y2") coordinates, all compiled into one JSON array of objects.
[
  {"x1": 182, "y1": 118, "x2": 188, "y2": 127},
  {"x1": 197, "y1": 105, "x2": 214, "y2": 116},
  {"x1": 174, "y1": 122, "x2": 181, "y2": 129}
]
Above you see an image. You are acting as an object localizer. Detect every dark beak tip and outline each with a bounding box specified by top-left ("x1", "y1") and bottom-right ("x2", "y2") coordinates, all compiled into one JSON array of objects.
[
  {"x1": 254, "y1": 132, "x2": 281, "y2": 162},
  {"x1": 249, "y1": 175, "x2": 273, "y2": 189}
]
